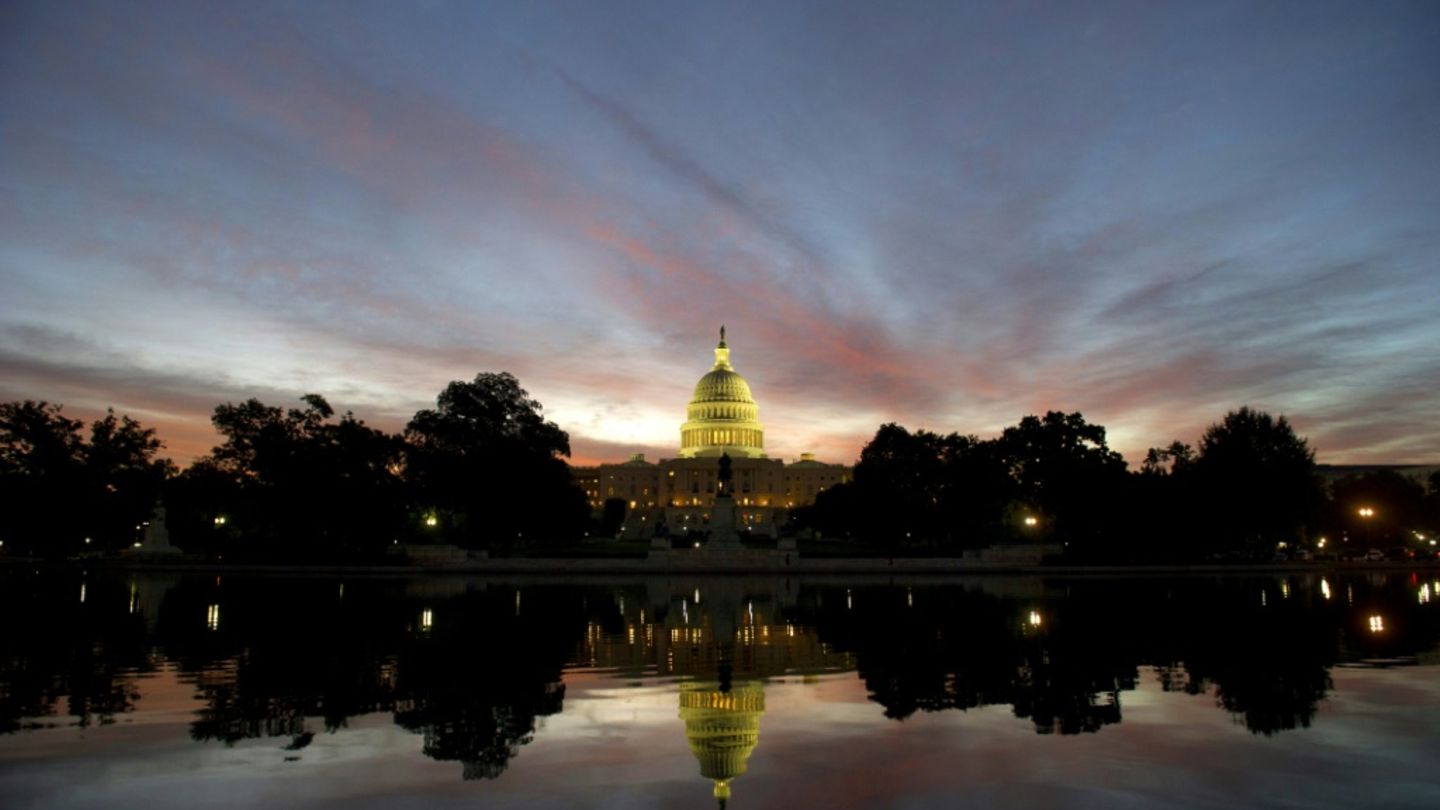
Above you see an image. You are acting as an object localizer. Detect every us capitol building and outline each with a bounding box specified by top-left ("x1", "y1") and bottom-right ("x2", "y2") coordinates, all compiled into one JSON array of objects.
[{"x1": 573, "y1": 328, "x2": 851, "y2": 539}]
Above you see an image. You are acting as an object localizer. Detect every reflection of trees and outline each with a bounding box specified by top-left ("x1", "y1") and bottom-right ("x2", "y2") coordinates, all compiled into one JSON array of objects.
[
  {"x1": 1170, "y1": 580, "x2": 1338, "y2": 736},
  {"x1": 0, "y1": 573, "x2": 153, "y2": 733},
  {"x1": 794, "y1": 585, "x2": 1138, "y2": 733},
  {"x1": 5, "y1": 572, "x2": 1440, "y2": 757},
  {"x1": 152, "y1": 577, "x2": 399, "y2": 744},
  {"x1": 151, "y1": 578, "x2": 587, "y2": 780},
  {"x1": 390, "y1": 586, "x2": 583, "y2": 779},
  {"x1": 792, "y1": 577, "x2": 1429, "y2": 737}
]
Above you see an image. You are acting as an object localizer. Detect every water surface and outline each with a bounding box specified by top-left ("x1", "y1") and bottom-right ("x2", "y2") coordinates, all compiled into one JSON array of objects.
[{"x1": 2, "y1": 570, "x2": 1438, "y2": 808}]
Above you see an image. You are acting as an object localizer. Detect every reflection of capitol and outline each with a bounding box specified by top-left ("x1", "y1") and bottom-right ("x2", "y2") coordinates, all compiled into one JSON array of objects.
[
  {"x1": 577, "y1": 580, "x2": 852, "y2": 678},
  {"x1": 680, "y1": 679, "x2": 764, "y2": 807},
  {"x1": 576, "y1": 578, "x2": 849, "y2": 805}
]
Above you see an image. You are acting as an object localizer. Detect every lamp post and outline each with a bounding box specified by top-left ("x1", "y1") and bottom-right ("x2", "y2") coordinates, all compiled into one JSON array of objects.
[{"x1": 1358, "y1": 507, "x2": 1376, "y2": 549}]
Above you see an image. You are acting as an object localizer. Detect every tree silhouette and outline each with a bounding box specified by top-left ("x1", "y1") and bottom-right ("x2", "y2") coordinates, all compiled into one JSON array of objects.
[
  {"x1": 404, "y1": 373, "x2": 587, "y2": 551},
  {"x1": 1190, "y1": 407, "x2": 1322, "y2": 555},
  {"x1": 171, "y1": 395, "x2": 405, "y2": 558},
  {"x1": 0, "y1": 401, "x2": 171, "y2": 556},
  {"x1": 993, "y1": 411, "x2": 1128, "y2": 554}
]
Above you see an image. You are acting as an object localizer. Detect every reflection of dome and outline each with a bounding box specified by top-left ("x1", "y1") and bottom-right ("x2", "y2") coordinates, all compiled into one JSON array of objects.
[
  {"x1": 679, "y1": 327, "x2": 765, "y2": 459},
  {"x1": 679, "y1": 679, "x2": 765, "y2": 807}
]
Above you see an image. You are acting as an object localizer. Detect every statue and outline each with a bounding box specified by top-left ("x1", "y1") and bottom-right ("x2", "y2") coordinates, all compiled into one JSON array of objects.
[{"x1": 717, "y1": 452, "x2": 733, "y2": 498}]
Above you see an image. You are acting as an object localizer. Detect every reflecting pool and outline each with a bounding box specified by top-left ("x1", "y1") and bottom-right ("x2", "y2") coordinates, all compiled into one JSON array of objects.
[{"x1": 2, "y1": 570, "x2": 1439, "y2": 808}]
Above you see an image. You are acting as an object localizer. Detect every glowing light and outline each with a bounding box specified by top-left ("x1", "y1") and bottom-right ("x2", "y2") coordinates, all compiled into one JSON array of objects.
[
  {"x1": 206, "y1": 604, "x2": 220, "y2": 631},
  {"x1": 1421, "y1": 584, "x2": 1431, "y2": 605},
  {"x1": 846, "y1": 589, "x2": 853, "y2": 610},
  {"x1": 424, "y1": 515, "x2": 438, "y2": 527},
  {"x1": 1028, "y1": 611, "x2": 1042, "y2": 627},
  {"x1": 1318, "y1": 537, "x2": 1327, "y2": 549},
  {"x1": 132, "y1": 542, "x2": 141, "y2": 548},
  {"x1": 1358, "y1": 507, "x2": 1375, "y2": 518},
  {"x1": 1320, "y1": 579, "x2": 1332, "y2": 600},
  {"x1": 694, "y1": 588, "x2": 701, "y2": 604},
  {"x1": 213, "y1": 516, "x2": 227, "y2": 526},
  {"x1": 1281, "y1": 580, "x2": 1290, "y2": 599},
  {"x1": 907, "y1": 589, "x2": 914, "y2": 607},
  {"x1": 84, "y1": 537, "x2": 91, "y2": 545},
  {"x1": 694, "y1": 541, "x2": 701, "y2": 548},
  {"x1": 1024, "y1": 516, "x2": 1038, "y2": 527},
  {"x1": 421, "y1": 608, "x2": 433, "y2": 630},
  {"x1": 1368, "y1": 615, "x2": 1385, "y2": 633},
  {"x1": 79, "y1": 582, "x2": 86, "y2": 603}
]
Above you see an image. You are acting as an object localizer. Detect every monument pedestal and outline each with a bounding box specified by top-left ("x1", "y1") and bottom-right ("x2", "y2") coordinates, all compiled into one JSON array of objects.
[
  {"x1": 124, "y1": 505, "x2": 182, "y2": 556},
  {"x1": 708, "y1": 494, "x2": 742, "y2": 550}
]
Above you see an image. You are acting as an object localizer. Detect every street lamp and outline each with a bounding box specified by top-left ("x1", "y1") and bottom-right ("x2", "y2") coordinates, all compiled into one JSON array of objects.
[{"x1": 1357, "y1": 507, "x2": 1377, "y2": 546}]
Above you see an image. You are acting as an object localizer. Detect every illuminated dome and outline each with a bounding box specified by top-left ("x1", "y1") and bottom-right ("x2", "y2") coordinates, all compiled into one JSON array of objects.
[{"x1": 679, "y1": 327, "x2": 765, "y2": 458}]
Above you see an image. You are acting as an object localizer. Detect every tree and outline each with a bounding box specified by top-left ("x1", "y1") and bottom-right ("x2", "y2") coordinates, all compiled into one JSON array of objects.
[
  {"x1": 1190, "y1": 407, "x2": 1321, "y2": 554},
  {"x1": 172, "y1": 395, "x2": 405, "y2": 558},
  {"x1": 1141, "y1": 441, "x2": 1194, "y2": 477},
  {"x1": 993, "y1": 412, "x2": 1128, "y2": 553},
  {"x1": 0, "y1": 401, "x2": 172, "y2": 556},
  {"x1": 852, "y1": 423, "x2": 946, "y2": 544},
  {"x1": 0, "y1": 401, "x2": 87, "y2": 555},
  {"x1": 83, "y1": 409, "x2": 174, "y2": 549},
  {"x1": 404, "y1": 373, "x2": 587, "y2": 551},
  {"x1": 599, "y1": 498, "x2": 627, "y2": 538}
]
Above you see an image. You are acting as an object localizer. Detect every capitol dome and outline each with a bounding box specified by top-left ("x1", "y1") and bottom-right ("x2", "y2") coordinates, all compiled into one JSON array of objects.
[{"x1": 679, "y1": 327, "x2": 765, "y2": 458}]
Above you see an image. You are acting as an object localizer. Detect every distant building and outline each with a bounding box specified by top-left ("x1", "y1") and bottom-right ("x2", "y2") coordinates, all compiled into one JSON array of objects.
[
  {"x1": 1316, "y1": 464, "x2": 1439, "y2": 490},
  {"x1": 573, "y1": 328, "x2": 851, "y2": 538}
]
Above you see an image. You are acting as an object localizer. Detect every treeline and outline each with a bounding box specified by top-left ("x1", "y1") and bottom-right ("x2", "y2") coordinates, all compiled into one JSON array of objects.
[
  {"x1": 796, "y1": 407, "x2": 1440, "y2": 562},
  {"x1": 5, "y1": 380, "x2": 1438, "y2": 563},
  {"x1": 0, "y1": 373, "x2": 588, "y2": 560}
]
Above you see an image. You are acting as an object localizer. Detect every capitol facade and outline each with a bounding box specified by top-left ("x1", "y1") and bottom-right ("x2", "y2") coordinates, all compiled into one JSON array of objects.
[{"x1": 573, "y1": 328, "x2": 851, "y2": 539}]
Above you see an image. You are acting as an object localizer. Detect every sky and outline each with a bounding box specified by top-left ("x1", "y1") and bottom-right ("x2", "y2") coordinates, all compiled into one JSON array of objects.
[{"x1": 2, "y1": 0, "x2": 1438, "y2": 467}]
